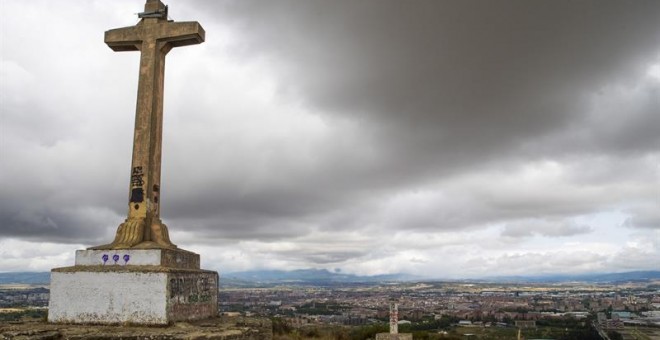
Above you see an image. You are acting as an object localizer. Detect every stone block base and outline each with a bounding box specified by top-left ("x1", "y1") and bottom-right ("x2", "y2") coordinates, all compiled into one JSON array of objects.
[{"x1": 48, "y1": 266, "x2": 218, "y2": 325}]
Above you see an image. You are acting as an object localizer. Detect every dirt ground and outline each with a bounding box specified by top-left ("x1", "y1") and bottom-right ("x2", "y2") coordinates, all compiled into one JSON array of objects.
[{"x1": 0, "y1": 316, "x2": 272, "y2": 340}]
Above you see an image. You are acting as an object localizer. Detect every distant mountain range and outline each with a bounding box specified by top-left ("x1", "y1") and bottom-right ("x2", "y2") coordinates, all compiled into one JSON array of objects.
[
  {"x1": 222, "y1": 269, "x2": 419, "y2": 286},
  {"x1": 0, "y1": 272, "x2": 50, "y2": 285},
  {"x1": 481, "y1": 270, "x2": 660, "y2": 284},
  {"x1": 1, "y1": 270, "x2": 658, "y2": 286},
  {"x1": 221, "y1": 269, "x2": 660, "y2": 286}
]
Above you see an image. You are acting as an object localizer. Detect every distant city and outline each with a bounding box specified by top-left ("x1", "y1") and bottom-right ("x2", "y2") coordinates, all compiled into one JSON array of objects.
[{"x1": 1, "y1": 269, "x2": 659, "y2": 339}]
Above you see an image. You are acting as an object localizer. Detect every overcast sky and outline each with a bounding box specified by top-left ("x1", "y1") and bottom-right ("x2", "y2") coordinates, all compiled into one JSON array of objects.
[{"x1": 1, "y1": 0, "x2": 658, "y2": 278}]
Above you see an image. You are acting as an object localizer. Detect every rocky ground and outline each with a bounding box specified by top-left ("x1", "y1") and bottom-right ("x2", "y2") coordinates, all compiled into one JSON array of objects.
[{"x1": 0, "y1": 316, "x2": 272, "y2": 340}]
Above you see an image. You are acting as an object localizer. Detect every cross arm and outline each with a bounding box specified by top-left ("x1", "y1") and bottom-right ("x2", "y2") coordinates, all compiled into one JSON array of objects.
[
  {"x1": 159, "y1": 21, "x2": 205, "y2": 48},
  {"x1": 105, "y1": 26, "x2": 142, "y2": 52}
]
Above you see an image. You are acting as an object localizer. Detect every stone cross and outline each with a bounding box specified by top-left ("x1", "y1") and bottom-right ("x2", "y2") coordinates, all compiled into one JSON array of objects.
[{"x1": 92, "y1": 0, "x2": 204, "y2": 249}]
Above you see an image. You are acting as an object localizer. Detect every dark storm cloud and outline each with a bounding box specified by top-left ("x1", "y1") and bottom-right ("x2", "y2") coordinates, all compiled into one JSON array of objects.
[
  {"x1": 0, "y1": 203, "x2": 115, "y2": 244},
  {"x1": 194, "y1": 0, "x2": 660, "y2": 163},
  {"x1": 1, "y1": 0, "x2": 658, "y2": 274},
  {"x1": 0, "y1": 0, "x2": 141, "y2": 244},
  {"x1": 158, "y1": 0, "x2": 660, "y2": 238}
]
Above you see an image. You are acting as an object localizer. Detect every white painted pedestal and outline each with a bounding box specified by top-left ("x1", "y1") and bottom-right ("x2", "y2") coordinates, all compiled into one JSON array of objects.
[{"x1": 48, "y1": 249, "x2": 218, "y2": 325}]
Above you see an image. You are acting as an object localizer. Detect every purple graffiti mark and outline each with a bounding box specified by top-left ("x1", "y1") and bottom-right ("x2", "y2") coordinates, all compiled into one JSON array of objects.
[
  {"x1": 102, "y1": 254, "x2": 109, "y2": 265},
  {"x1": 112, "y1": 254, "x2": 120, "y2": 264},
  {"x1": 123, "y1": 254, "x2": 130, "y2": 264}
]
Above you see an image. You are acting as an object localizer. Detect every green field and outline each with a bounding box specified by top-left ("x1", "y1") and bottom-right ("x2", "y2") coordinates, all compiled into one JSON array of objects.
[
  {"x1": 443, "y1": 325, "x2": 600, "y2": 340},
  {"x1": 616, "y1": 327, "x2": 660, "y2": 340},
  {"x1": 271, "y1": 319, "x2": 604, "y2": 340}
]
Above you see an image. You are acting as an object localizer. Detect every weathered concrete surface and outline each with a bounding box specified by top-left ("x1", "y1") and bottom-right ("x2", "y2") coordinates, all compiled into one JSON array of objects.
[
  {"x1": 75, "y1": 249, "x2": 200, "y2": 269},
  {"x1": 90, "y1": 0, "x2": 205, "y2": 250},
  {"x1": 48, "y1": 267, "x2": 218, "y2": 325},
  {"x1": 1, "y1": 316, "x2": 271, "y2": 340}
]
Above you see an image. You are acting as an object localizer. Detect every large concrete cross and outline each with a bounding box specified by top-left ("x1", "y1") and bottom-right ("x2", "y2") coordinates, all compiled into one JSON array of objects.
[{"x1": 92, "y1": 0, "x2": 204, "y2": 249}]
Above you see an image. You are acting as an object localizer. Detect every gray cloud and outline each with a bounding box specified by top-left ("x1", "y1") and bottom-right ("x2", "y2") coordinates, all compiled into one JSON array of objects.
[
  {"x1": 1, "y1": 0, "x2": 658, "y2": 275},
  {"x1": 501, "y1": 219, "x2": 593, "y2": 238},
  {"x1": 195, "y1": 0, "x2": 660, "y2": 159},
  {"x1": 624, "y1": 203, "x2": 660, "y2": 229}
]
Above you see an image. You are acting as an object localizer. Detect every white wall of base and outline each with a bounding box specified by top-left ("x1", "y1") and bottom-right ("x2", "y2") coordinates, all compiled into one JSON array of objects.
[
  {"x1": 49, "y1": 271, "x2": 168, "y2": 324},
  {"x1": 48, "y1": 268, "x2": 218, "y2": 325}
]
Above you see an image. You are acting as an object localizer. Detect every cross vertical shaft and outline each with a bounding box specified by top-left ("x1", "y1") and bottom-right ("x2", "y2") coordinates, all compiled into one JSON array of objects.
[{"x1": 91, "y1": 0, "x2": 204, "y2": 249}]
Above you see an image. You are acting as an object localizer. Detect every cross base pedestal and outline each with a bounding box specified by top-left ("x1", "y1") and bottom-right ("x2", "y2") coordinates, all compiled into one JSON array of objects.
[{"x1": 48, "y1": 249, "x2": 218, "y2": 325}]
